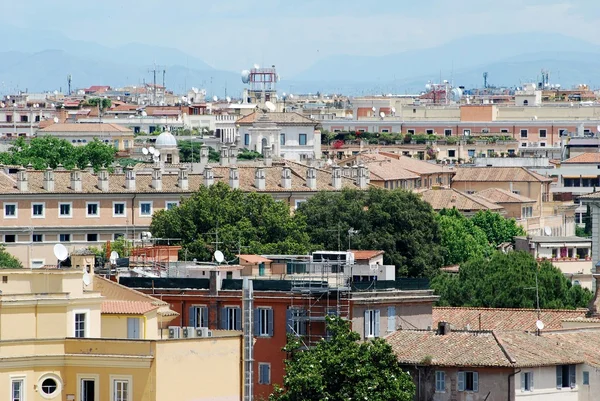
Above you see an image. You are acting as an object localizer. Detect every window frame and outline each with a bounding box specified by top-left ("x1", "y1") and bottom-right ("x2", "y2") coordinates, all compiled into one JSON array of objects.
[
  {"x1": 521, "y1": 371, "x2": 534, "y2": 392},
  {"x1": 444, "y1": 129, "x2": 452, "y2": 137},
  {"x1": 113, "y1": 202, "x2": 126, "y2": 217},
  {"x1": 223, "y1": 306, "x2": 241, "y2": 330},
  {"x1": 32, "y1": 202, "x2": 45, "y2": 218},
  {"x1": 258, "y1": 362, "x2": 271, "y2": 385},
  {"x1": 86, "y1": 233, "x2": 99, "y2": 242},
  {"x1": 244, "y1": 133, "x2": 250, "y2": 146},
  {"x1": 86, "y1": 202, "x2": 100, "y2": 218},
  {"x1": 257, "y1": 307, "x2": 273, "y2": 337},
  {"x1": 458, "y1": 371, "x2": 479, "y2": 392},
  {"x1": 73, "y1": 310, "x2": 89, "y2": 338},
  {"x1": 4, "y1": 234, "x2": 16, "y2": 243},
  {"x1": 299, "y1": 133, "x2": 307, "y2": 146},
  {"x1": 32, "y1": 233, "x2": 44, "y2": 243},
  {"x1": 110, "y1": 375, "x2": 132, "y2": 401},
  {"x1": 280, "y1": 133, "x2": 286, "y2": 146},
  {"x1": 127, "y1": 317, "x2": 141, "y2": 339},
  {"x1": 77, "y1": 374, "x2": 99, "y2": 401},
  {"x1": 435, "y1": 371, "x2": 446, "y2": 393},
  {"x1": 4, "y1": 203, "x2": 17, "y2": 219},
  {"x1": 37, "y1": 373, "x2": 62, "y2": 400},
  {"x1": 539, "y1": 129, "x2": 547, "y2": 138},
  {"x1": 520, "y1": 129, "x2": 528, "y2": 138},
  {"x1": 59, "y1": 233, "x2": 71, "y2": 242},
  {"x1": 364, "y1": 309, "x2": 380, "y2": 338},
  {"x1": 165, "y1": 201, "x2": 179, "y2": 210},
  {"x1": 583, "y1": 371, "x2": 590, "y2": 386},
  {"x1": 189, "y1": 305, "x2": 209, "y2": 328},
  {"x1": 58, "y1": 202, "x2": 73, "y2": 218},
  {"x1": 10, "y1": 375, "x2": 25, "y2": 401},
  {"x1": 138, "y1": 201, "x2": 153, "y2": 217}
]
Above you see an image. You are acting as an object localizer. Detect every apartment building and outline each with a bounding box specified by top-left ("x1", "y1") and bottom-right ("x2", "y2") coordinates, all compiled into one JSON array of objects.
[
  {"x1": 37, "y1": 123, "x2": 134, "y2": 151},
  {"x1": 0, "y1": 106, "x2": 58, "y2": 137}
]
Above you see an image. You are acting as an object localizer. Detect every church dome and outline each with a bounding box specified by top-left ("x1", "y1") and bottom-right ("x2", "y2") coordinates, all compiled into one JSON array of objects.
[{"x1": 155, "y1": 131, "x2": 178, "y2": 148}]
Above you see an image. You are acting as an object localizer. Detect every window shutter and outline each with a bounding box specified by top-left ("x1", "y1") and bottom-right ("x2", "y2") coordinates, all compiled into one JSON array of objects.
[
  {"x1": 569, "y1": 365, "x2": 576, "y2": 387},
  {"x1": 374, "y1": 310, "x2": 381, "y2": 337},
  {"x1": 127, "y1": 318, "x2": 139, "y2": 339},
  {"x1": 556, "y1": 366, "x2": 562, "y2": 389},
  {"x1": 235, "y1": 307, "x2": 242, "y2": 331},
  {"x1": 267, "y1": 309, "x2": 274, "y2": 336},
  {"x1": 266, "y1": 364, "x2": 271, "y2": 384},
  {"x1": 530, "y1": 372, "x2": 534, "y2": 391},
  {"x1": 254, "y1": 309, "x2": 261, "y2": 336},
  {"x1": 188, "y1": 306, "x2": 196, "y2": 327},
  {"x1": 387, "y1": 306, "x2": 396, "y2": 333},
  {"x1": 521, "y1": 372, "x2": 525, "y2": 392},
  {"x1": 364, "y1": 310, "x2": 369, "y2": 338},
  {"x1": 220, "y1": 307, "x2": 227, "y2": 329},
  {"x1": 301, "y1": 309, "x2": 307, "y2": 336},
  {"x1": 286, "y1": 308, "x2": 293, "y2": 334},
  {"x1": 202, "y1": 307, "x2": 209, "y2": 328},
  {"x1": 441, "y1": 372, "x2": 445, "y2": 390},
  {"x1": 458, "y1": 372, "x2": 465, "y2": 391},
  {"x1": 473, "y1": 372, "x2": 479, "y2": 392},
  {"x1": 258, "y1": 364, "x2": 264, "y2": 384}
]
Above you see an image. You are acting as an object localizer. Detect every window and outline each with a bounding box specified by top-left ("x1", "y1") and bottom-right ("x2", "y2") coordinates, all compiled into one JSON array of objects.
[
  {"x1": 387, "y1": 306, "x2": 396, "y2": 333},
  {"x1": 539, "y1": 129, "x2": 547, "y2": 138},
  {"x1": 458, "y1": 371, "x2": 479, "y2": 392},
  {"x1": 500, "y1": 129, "x2": 509, "y2": 133},
  {"x1": 87, "y1": 233, "x2": 98, "y2": 242},
  {"x1": 244, "y1": 133, "x2": 250, "y2": 146},
  {"x1": 256, "y1": 307, "x2": 274, "y2": 337},
  {"x1": 4, "y1": 203, "x2": 17, "y2": 218},
  {"x1": 139, "y1": 202, "x2": 152, "y2": 216},
  {"x1": 444, "y1": 129, "x2": 452, "y2": 136},
  {"x1": 407, "y1": 129, "x2": 415, "y2": 135},
  {"x1": 75, "y1": 312, "x2": 86, "y2": 338},
  {"x1": 86, "y1": 202, "x2": 99, "y2": 217},
  {"x1": 32, "y1": 203, "x2": 45, "y2": 218},
  {"x1": 583, "y1": 371, "x2": 590, "y2": 385},
  {"x1": 166, "y1": 201, "x2": 179, "y2": 210},
  {"x1": 467, "y1": 149, "x2": 475, "y2": 158},
  {"x1": 426, "y1": 129, "x2": 434, "y2": 135},
  {"x1": 11, "y1": 378, "x2": 24, "y2": 401},
  {"x1": 80, "y1": 379, "x2": 95, "y2": 401},
  {"x1": 113, "y1": 202, "x2": 126, "y2": 217},
  {"x1": 287, "y1": 308, "x2": 307, "y2": 336},
  {"x1": 299, "y1": 133, "x2": 307, "y2": 146},
  {"x1": 127, "y1": 318, "x2": 140, "y2": 339},
  {"x1": 6, "y1": 115, "x2": 11, "y2": 123},
  {"x1": 448, "y1": 149, "x2": 456, "y2": 158},
  {"x1": 258, "y1": 363, "x2": 271, "y2": 385},
  {"x1": 4, "y1": 235, "x2": 15, "y2": 243},
  {"x1": 114, "y1": 233, "x2": 124, "y2": 240},
  {"x1": 189, "y1": 306, "x2": 209, "y2": 328},
  {"x1": 41, "y1": 378, "x2": 57, "y2": 395},
  {"x1": 20, "y1": 115, "x2": 28, "y2": 123},
  {"x1": 540, "y1": 142, "x2": 546, "y2": 147},
  {"x1": 435, "y1": 371, "x2": 445, "y2": 393},
  {"x1": 520, "y1": 129, "x2": 528, "y2": 138},
  {"x1": 559, "y1": 129, "x2": 568, "y2": 136},
  {"x1": 59, "y1": 202, "x2": 72, "y2": 217},
  {"x1": 32, "y1": 234, "x2": 43, "y2": 243},
  {"x1": 463, "y1": 129, "x2": 471, "y2": 136},
  {"x1": 522, "y1": 206, "x2": 533, "y2": 218},
  {"x1": 364, "y1": 309, "x2": 380, "y2": 338},
  {"x1": 556, "y1": 364, "x2": 576, "y2": 388},
  {"x1": 113, "y1": 379, "x2": 129, "y2": 401},
  {"x1": 521, "y1": 142, "x2": 527, "y2": 147},
  {"x1": 280, "y1": 133, "x2": 286, "y2": 145},
  {"x1": 60, "y1": 234, "x2": 71, "y2": 242},
  {"x1": 521, "y1": 371, "x2": 534, "y2": 392},
  {"x1": 221, "y1": 307, "x2": 241, "y2": 330}
]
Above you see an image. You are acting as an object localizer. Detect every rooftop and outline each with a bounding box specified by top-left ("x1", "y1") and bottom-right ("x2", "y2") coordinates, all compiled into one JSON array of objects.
[
  {"x1": 238, "y1": 254, "x2": 272, "y2": 264},
  {"x1": 475, "y1": 187, "x2": 536, "y2": 204},
  {"x1": 236, "y1": 111, "x2": 317, "y2": 126},
  {"x1": 101, "y1": 300, "x2": 158, "y2": 315},
  {"x1": 418, "y1": 188, "x2": 504, "y2": 212},
  {"x1": 38, "y1": 123, "x2": 133, "y2": 133},
  {"x1": 516, "y1": 235, "x2": 592, "y2": 244},
  {"x1": 346, "y1": 154, "x2": 420, "y2": 181},
  {"x1": 349, "y1": 250, "x2": 385, "y2": 261},
  {"x1": 452, "y1": 166, "x2": 553, "y2": 183},
  {"x1": 563, "y1": 152, "x2": 600, "y2": 164}
]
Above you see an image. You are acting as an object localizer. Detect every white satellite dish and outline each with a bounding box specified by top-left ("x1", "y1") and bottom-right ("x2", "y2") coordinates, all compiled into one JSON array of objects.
[
  {"x1": 326, "y1": 158, "x2": 333, "y2": 165},
  {"x1": 154, "y1": 149, "x2": 161, "y2": 156},
  {"x1": 54, "y1": 243, "x2": 69, "y2": 262},
  {"x1": 379, "y1": 111, "x2": 385, "y2": 118},
  {"x1": 391, "y1": 107, "x2": 396, "y2": 113},
  {"x1": 53, "y1": 117, "x2": 59, "y2": 123},
  {"x1": 265, "y1": 101, "x2": 276, "y2": 112},
  {"x1": 142, "y1": 148, "x2": 149, "y2": 155},
  {"x1": 544, "y1": 226, "x2": 552, "y2": 236},
  {"x1": 226, "y1": 96, "x2": 231, "y2": 103},
  {"x1": 82, "y1": 272, "x2": 91, "y2": 286},
  {"x1": 289, "y1": 94, "x2": 294, "y2": 99},
  {"x1": 148, "y1": 146, "x2": 156, "y2": 154},
  {"x1": 253, "y1": 63, "x2": 260, "y2": 69},
  {"x1": 371, "y1": 106, "x2": 376, "y2": 112},
  {"x1": 212, "y1": 95, "x2": 218, "y2": 102},
  {"x1": 241, "y1": 70, "x2": 250, "y2": 84},
  {"x1": 214, "y1": 250, "x2": 225, "y2": 264},
  {"x1": 141, "y1": 111, "x2": 148, "y2": 117},
  {"x1": 535, "y1": 320, "x2": 545, "y2": 331},
  {"x1": 110, "y1": 251, "x2": 119, "y2": 261}
]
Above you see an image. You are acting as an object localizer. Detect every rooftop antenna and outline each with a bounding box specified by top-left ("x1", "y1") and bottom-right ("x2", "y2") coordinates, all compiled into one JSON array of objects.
[
  {"x1": 53, "y1": 243, "x2": 69, "y2": 269},
  {"x1": 483, "y1": 72, "x2": 488, "y2": 89},
  {"x1": 67, "y1": 74, "x2": 72, "y2": 96}
]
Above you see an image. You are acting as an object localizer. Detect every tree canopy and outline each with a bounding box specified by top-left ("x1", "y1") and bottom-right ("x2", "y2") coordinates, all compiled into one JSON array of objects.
[
  {"x1": 0, "y1": 246, "x2": 22, "y2": 269},
  {"x1": 177, "y1": 142, "x2": 219, "y2": 163},
  {"x1": 437, "y1": 208, "x2": 490, "y2": 266},
  {"x1": 0, "y1": 137, "x2": 116, "y2": 171},
  {"x1": 295, "y1": 188, "x2": 444, "y2": 277},
  {"x1": 150, "y1": 183, "x2": 311, "y2": 261},
  {"x1": 470, "y1": 210, "x2": 526, "y2": 247},
  {"x1": 86, "y1": 97, "x2": 112, "y2": 111},
  {"x1": 431, "y1": 251, "x2": 592, "y2": 309},
  {"x1": 270, "y1": 316, "x2": 415, "y2": 401}
]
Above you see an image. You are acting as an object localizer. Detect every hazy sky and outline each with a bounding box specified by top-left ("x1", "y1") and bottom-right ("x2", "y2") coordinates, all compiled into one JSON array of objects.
[{"x1": 2, "y1": 0, "x2": 599, "y2": 76}]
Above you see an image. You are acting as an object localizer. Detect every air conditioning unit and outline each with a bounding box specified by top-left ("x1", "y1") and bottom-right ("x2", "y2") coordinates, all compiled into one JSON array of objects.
[
  {"x1": 196, "y1": 327, "x2": 213, "y2": 337},
  {"x1": 182, "y1": 327, "x2": 196, "y2": 338},
  {"x1": 168, "y1": 326, "x2": 181, "y2": 339}
]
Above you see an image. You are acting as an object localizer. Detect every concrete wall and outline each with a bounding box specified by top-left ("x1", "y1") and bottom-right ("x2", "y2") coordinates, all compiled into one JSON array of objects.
[
  {"x1": 515, "y1": 365, "x2": 580, "y2": 401},
  {"x1": 352, "y1": 301, "x2": 433, "y2": 340}
]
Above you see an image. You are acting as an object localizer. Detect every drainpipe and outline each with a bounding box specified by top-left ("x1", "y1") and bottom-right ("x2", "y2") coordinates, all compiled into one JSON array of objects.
[{"x1": 508, "y1": 369, "x2": 521, "y2": 401}]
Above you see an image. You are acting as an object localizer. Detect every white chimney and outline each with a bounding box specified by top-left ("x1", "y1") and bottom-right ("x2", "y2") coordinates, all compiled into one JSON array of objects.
[
  {"x1": 178, "y1": 166, "x2": 189, "y2": 190},
  {"x1": 357, "y1": 164, "x2": 369, "y2": 189},
  {"x1": 85, "y1": 163, "x2": 94, "y2": 173},
  {"x1": 263, "y1": 147, "x2": 273, "y2": 167},
  {"x1": 204, "y1": 165, "x2": 214, "y2": 187},
  {"x1": 255, "y1": 167, "x2": 266, "y2": 190},
  {"x1": 43, "y1": 167, "x2": 54, "y2": 191},
  {"x1": 16, "y1": 167, "x2": 28, "y2": 192},
  {"x1": 70, "y1": 168, "x2": 82, "y2": 192},
  {"x1": 229, "y1": 167, "x2": 239, "y2": 189},
  {"x1": 125, "y1": 166, "x2": 136, "y2": 191},
  {"x1": 281, "y1": 167, "x2": 292, "y2": 189},
  {"x1": 306, "y1": 166, "x2": 317, "y2": 190},
  {"x1": 98, "y1": 167, "x2": 109, "y2": 192},
  {"x1": 152, "y1": 167, "x2": 162, "y2": 190},
  {"x1": 331, "y1": 165, "x2": 342, "y2": 190},
  {"x1": 220, "y1": 146, "x2": 229, "y2": 166},
  {"x1": 200, "y1": 145, "x2": 209, "y2": 165},
  {"x1": 229, "y1": 146, "x2": 238, "y2": 166}
]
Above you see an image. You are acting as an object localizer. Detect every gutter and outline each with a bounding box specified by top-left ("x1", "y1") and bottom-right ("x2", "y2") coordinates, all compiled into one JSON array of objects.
[{"x1": 508, "y1": 369, "x2": 521, "y2": 401}]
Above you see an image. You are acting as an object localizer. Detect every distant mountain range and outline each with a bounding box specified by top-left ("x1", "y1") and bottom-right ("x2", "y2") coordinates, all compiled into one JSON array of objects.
[{"x1": 2, "y1": 26, "x2": 600, "y2": 96}]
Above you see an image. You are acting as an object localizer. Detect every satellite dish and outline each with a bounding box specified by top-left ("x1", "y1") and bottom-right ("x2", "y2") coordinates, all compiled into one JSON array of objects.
[
  {"x1": 110, "y1": 251, "x2": 119, "y2": 261},
  {"x1": 241, "y1": 70, "x2": 250, "y2": 83},
  {"x1": 379, "y1": 111, "x2": 385, "y2": 118},
  {"x1": 544, "y1": 226, "x2": 552, "y2": 236},
  {"x1": 142, "y1": 147, "x2": 149, "y2": 155},
  {"x1": 148, "y1": 146, "x2": 156, "y2": 154},
  {"x1": 53, "y1": 117, "x2": 59, "y2": 123},
  {"x1": 141, "y1": 111, "x2": 148, "y2": 117},
  {"x1": 226, "y1": 96, "x2": 231, "y2": 103},
  {"x1": 212, "y1": 95, "x2": 218, "y2": 102},
  {"x1": 326, "y1": 158, "x2": 333, "y2": 165},
  {"x1": 533, "y1": 116, "x2": 538, "y2": 120},
  {"x1": 117, "y1": 96, "x2": 121, "y2": 100},
  {"x1": 289, "y1": 94, "x2": 294, "y2": 99},
  {"x1": 265, "y1": 101, "x2": 276, "y2": 112},
  {"x1": 391, "y1": 107, "x2": 396, "y2": 113},
  {"x1": 535, "y1": 320, "x2": 545, "y2": 331},
  {"x1": 371, "y1": 106, "x2": 376, "y2": 112},
  {"x1": 214, "y1": 250, "x2": 225, "y2": 264},
  {"x1": 253, "y1": 63, "x2": 260, "y2": 69},
  {"x1": 54, "y1": 244, "x2": 69, "y2": 262},
  {"x1": 82, "y1": 272, "x2": 91, "y2": 286},
  {"x1": 154, "y1": 149, "x2": 161, "y2": 156}
]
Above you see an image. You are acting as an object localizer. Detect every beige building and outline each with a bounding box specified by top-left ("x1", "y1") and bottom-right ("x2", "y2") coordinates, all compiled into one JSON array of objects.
[
  {"x1": 37, "y1": 123, "x2": 134, "y2": 151},
  {"x1": 417, "y1": 188, "x2": 505, "y2": 215}
]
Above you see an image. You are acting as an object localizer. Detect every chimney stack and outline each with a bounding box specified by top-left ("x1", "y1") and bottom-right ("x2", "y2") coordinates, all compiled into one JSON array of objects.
[
  {"x1": 220, "y1": 146, "x2": 229, "y2": 166},
  {"x1": 152, "y1": 166, "x2": 162, "y2": 191},
  {"x1": 331, "y1": 165, "x2": 342, "y2": 190},
  {"x1": 125, "y1": 166, "x2": 136, "y2": 191},
  {"x1": 306, "y1": 166, "x2": 317, "y2": 190},
  {"x1": 200, "y1": 145, "x2": 209, "y2": 165},
  {"x1": 85, "y1": 163, "x2": 94, "y2": 173},
  {"x1": 43, "y1": 167, "x2": 54, "y2": 191},
  {"x1": 229, "y1": 167, "x2": 239, "y2": 189},
  {"x1": 16, "y1": 166, "x2": 28, "y2": 192},
  {"x1": 255, "y1": 167, "x2": 266, "y2": 190},
  {"x1": 343, "y1": 165, "x2": 352, "y2": 177},
  {"x1": 70, "y1": 168, "x2": 82, "y2": 192},
  {"x1": 263, "y1": 147, "x2": 273, "y2": 167},
  {"x1": 178, "y1": 166, "x2": 189, "y2": 190},
  {"x1": 357, "y1": 164, "x2": 369, "y2": 189},
  {"x1": 98, "y1": 167, "x2": 109, "y2": 192},
  {"x1": 229, "y1": 146, "x2": 238, "y2": 166},
  {"x1": 281, "y1": 167, "x2": 292, "y2": 189},
  {"x1": 204, "y1": 165, "x2": 214, "y2": 187}
]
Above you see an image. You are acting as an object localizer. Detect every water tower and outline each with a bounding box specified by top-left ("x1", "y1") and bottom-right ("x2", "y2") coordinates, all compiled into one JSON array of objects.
[{"x1": 241, "y1": 64, "x2": 279, "y2": 105}]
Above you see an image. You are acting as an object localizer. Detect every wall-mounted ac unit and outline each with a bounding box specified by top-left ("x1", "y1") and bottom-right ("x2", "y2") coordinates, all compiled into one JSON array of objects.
[
  {"x1": 196, "y1": 327, "x2": 213, "y2": 337},
  {"x1": 168, "y1": 326, "x2": 181, "y2": 339},
  {"x1": 182, "y1": 327, "x2": 196, "y2": 338}
]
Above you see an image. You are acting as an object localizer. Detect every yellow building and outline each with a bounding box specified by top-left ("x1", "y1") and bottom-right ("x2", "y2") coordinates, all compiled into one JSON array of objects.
[{"x1": 0, "y1": 256, "x2": 243, "y2": 401}]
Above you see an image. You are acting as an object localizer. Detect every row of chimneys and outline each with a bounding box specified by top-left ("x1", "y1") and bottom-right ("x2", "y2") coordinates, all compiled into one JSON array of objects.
[
  {"x1": 197, "y1": 145, "x2": 274, "y2": 167},
  {"x1": 15, "y1": 163, "x2": 369, "y2": 192}
]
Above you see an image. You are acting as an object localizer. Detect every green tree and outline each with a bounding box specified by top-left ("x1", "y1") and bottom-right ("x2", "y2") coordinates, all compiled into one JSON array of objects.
[
  {"x1": 470, "y1": 210, "x2": 525, "y2": 247},
  {"x1": 150, "y1": 183, "x2": 311, "y2": 261},
  {"x1": 296, "y1": 188, "x2": 444, "y2": 277},
  {"x1": 437, "y1": 208, "x2": 490, "y2": 266},
  {"x1": 270, "y1": 316, "x2": 415, "y2": 401},
  {"x1": 431, "y1": 251, "x2": 592, "y2": 309},
  {"x1": 0, "y1": 246, "x2": 22, "y2": 269},
  {"x1": 86, "y1": 97, "x2": 112, "y2": 112}
]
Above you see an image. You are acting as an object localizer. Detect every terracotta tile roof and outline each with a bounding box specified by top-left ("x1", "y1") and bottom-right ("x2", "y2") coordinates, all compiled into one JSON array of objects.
[
  {"x1": 38, "y1": 123, "x2": 133, "y2": 133},
  {"x1": 563, "y1": 153, "x2": 600, "y2": 164},
  {"x1": 451, "y1": 167, "x2": 553, "y2": 183},
  {"x1": 433, "y1": 307, "x2": 587, "y2": 331},
  {"x1": 238, "y1": 254, "x2": 272, "y2": 264},
  {"x1": 475, "y1": 187, "x2": 536, "y2": 204},
  {"x1": 349, "y1": 250, "x2": 384, "y2": 261},
  {"x1": 236, "y1": 111, "x2": 317, "y2": 125},
  {"x1": 101, "y1": 300, "x2": 158, "y2": 315},
  {"x1": 347, "y1": 154, "x2": 419, "y2": 181},
  {"x1": 418, "y1": 188, "x2": 504, "y2": 212},
  {"x1": 378, "y1": 152, "x2": 448, "y2": 174}
]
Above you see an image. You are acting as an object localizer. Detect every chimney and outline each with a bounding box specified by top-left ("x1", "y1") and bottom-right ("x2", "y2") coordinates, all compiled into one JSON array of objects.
[
  {"x1": 152, "y1": 166, "x2": 162, "y2": 190},
  {"x1": 70, "y1": 168, "x2": 82, "y2": 192},
  {"x1": 263, "y1": 147, "x2": 273, "y2": 167},
  {"x1": 209, "y1": 270, "x2": 219, "y2": 295},
  {"x1": 98, "y1": 167, "x2": 109, "y2": 192},
  {"x1": 357, "y1": 164, "x2": 369, "y2": 189},
  {"x1": 331, "y1": 165, "x2": 342, "y2": 190},
  {"x1": 125, "y1": 166, "x2": 136, "y2": 191},
  {"x1": 204, "y1": 165, "x2": 214, "y2": 187},
  {"x1": 220, "y1": 146, "x2": 229, "y2": 166},
  {"x1": 85, "y1": 163, "x2": 94, "y2": 173},
  {"x1": 55, "y1": 163, "x2": 65, "y2": 172},
  {"x1": 255, "y1": 167, "x2": 266, "y2": 190},
  {"x1": 343, "y1": 165, "x2": 352, "y2": 177},
  {"x1": 200, "y1": 145, "x2": 209, "y2": 165},
  {"x1": 114, "y1": 165, "x2": 124, "y2": 174},
  {"x1": 229, "y1": 146, "x2": 238, "y2": 166},
  {"x1": 437, "y1": 321, "x2": 451, "y2": 335},
  {"x1": 229, "y1": 167, "x2": 239, "y2": 189},
  {"x1": 281, "y1": 167, "x2": 292, "y2": 189},
  {"x1": 178, "y1": 166, "x2": 189, "y2": 190},
  {"x1": 306, "y1": 166, "x2": 317, "y2": 190},
  {"x1": 16, "y1": 167, "x2": 28, "y2": 192},
  {"x1": 351, "y1": 164, "x2": 358, "y2": 179},
  {"x1": 43, "y1": 167, "x2": 54, "y2": 191}
]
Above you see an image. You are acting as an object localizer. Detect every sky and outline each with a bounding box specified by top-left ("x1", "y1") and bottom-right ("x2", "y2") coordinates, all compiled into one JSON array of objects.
[{"x1": 2, "y1": 0, "x2": 600, "y2": 76}]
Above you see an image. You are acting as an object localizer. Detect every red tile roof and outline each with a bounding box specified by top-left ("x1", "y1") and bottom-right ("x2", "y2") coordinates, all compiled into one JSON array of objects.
[
  {"x1": 475, "y1": 187, "x2": 535, "y2": 204},
  {"x1": 349, "y1": 250, "x2": 384, "y2": 261},
  {"x1": 238, "y1": 254, "x2": 272, "y2": 264},
  {"x1": 418, "y1": 188, "x2": 504, "y2": 212},
  {"x1": 563, "y1": 153, "x2": 600, "y2": 164},
  {"x1": 452, "y1": 167, "x2": 552, "y2": 183},
  {"x1": 101, "y1": 300, "x2": 159, "y2": 315},
  {"x1": 236, "y1": 111, "x2": 317, "y2": 125}
]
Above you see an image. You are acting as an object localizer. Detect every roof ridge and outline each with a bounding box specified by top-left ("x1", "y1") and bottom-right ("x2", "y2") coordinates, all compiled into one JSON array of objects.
[
  {"x1": 95, "y1": 275, "x2": 168, "y2": 305},
  {"x1": 492, "y1": 331, "x2": 517, "y2": 364},
  {"x1": 433, "y1": 306, "x2": 586, "y2": 312}
]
